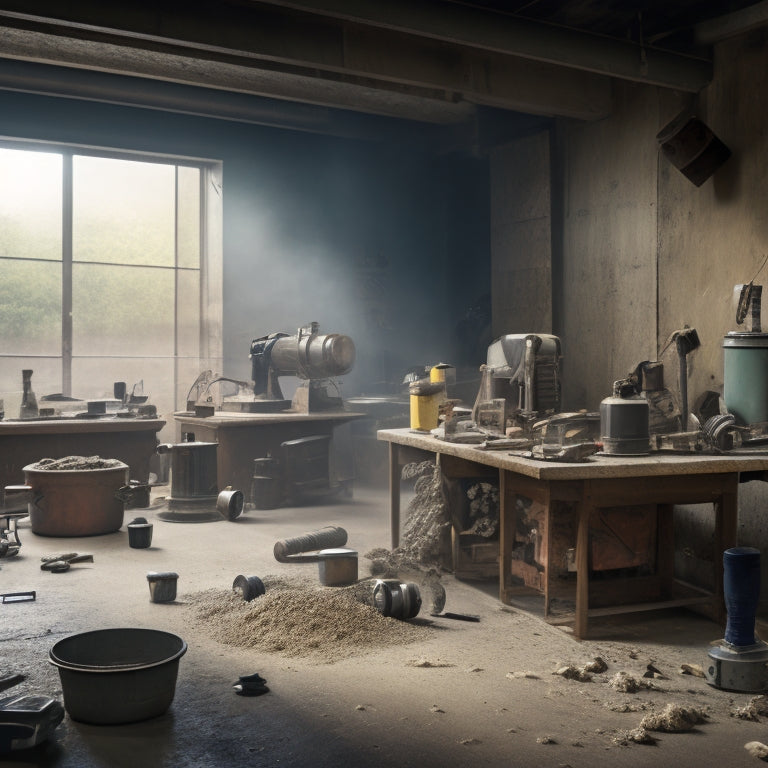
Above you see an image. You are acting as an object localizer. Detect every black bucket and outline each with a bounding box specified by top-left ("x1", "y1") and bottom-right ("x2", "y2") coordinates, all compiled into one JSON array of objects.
[{"x1": 49, "y1": 628, "x2": 186, "y2": 725}]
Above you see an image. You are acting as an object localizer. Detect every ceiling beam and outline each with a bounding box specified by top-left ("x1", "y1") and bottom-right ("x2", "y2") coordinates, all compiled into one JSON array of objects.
[
  {"x1": 0, "y1": 5, "x2": 612, "y2": 121},
  {"x1": 695, "y1": 0, "x2": 768, "y2": 44},
  {"x1": 265, "y1": 0, "x2": 714, "y2": 92}
]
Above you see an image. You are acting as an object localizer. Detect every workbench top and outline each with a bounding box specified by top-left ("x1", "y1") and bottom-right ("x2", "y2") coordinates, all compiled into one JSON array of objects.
[
  {"x1": 174, "y1": 410, "x2": 364, "y2": 427},
  {"x1": 0, "y1": 417, "x2": 166, "y2": 436},
  {"x1": 377, "y1": 427, "x2": 768, "y2": 481}
]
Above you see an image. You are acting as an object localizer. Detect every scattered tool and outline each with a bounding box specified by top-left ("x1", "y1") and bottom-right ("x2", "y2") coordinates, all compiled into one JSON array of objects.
[
  {"x1": 0, "y1": 673, "x2": 64, "y2": 753},
  {"x1": 1, "y1": 592, "x2": 35, "y2": 604},
  {"x1": 40, "y1": 553, "x2": 93, "y2": 573},
  {"x1": 233, "y1": 672, "x2": 269, "y2": 697}
]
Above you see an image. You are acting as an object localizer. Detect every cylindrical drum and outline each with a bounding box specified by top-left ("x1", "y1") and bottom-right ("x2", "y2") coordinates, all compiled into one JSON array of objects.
[
  {"x1": 723, "y1": 333, "x2": 768, "y2": 426},
  {"x1": 270, "y1": 332, "x2": 355, "y2": 379},
  {"x1": 157, "y1": 442, "x2": 218, "y2": 501},
  {"x1": 600, "y1": 396, "x2": 650, "y2": 455},
  {"x1": 723, "y1": 547, "x2": 761, "y2": 647}
]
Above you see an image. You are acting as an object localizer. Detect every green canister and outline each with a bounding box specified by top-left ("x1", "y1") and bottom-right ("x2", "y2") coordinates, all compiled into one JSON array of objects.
[{"x1": 723, "y1": 332, "x2": 768, "y2": 425}]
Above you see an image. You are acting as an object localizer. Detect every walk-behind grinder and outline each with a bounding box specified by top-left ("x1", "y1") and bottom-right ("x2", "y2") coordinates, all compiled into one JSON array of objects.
[
  {"x1": 706, "y1": 547, "x2": 768, "y2": 692},
  {"x1": 0, "y1": 674, "x2": 64, "y2": 753}
]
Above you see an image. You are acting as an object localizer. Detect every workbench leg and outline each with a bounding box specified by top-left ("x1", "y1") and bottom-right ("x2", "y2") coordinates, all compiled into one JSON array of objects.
[
  {"x1": 574, "y1": 499, "x2": 592, "y2": 640},
  {"x1": 499, "y1": 471, "x2": 512, "y2": 603},
  {"x1": 713, "y1": 478, "x2": 739, "y2": 626},
  {"x1": 389, "y1": 442, "x2": 401, "y2": 550},
  {"x1": 657, "y1": 503, "x2": 675, "y2": 597}
]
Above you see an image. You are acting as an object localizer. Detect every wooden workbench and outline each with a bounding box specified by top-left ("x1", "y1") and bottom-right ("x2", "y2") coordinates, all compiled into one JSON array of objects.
[
  {"x1": 0, "y1": 417, "x2": 166, "y2": 488},
  {"x1": 174, "y1": 410, "x2": 364, "y2": 495},
  {"x1": 378, "y1": 427, "x2": 768, "y2": 638}
]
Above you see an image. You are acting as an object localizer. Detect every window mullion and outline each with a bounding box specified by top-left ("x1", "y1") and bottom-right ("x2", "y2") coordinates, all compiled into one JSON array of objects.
[{"x1": 62, "y1": 152, "x2": 73, "y2": 397}]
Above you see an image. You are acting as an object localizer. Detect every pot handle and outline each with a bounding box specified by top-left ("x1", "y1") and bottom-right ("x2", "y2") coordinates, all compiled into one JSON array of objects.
[
  {"x1": 115, "y1": 481, "x2": 150, "y2": 508},
  {"x1": 3, "y1": 485, "x2": 37, "y2": 512}
]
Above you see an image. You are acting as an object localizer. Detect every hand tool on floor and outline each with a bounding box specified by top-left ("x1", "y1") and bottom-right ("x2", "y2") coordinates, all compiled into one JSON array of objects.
[{"x1": 0, "y1": 673, "x2": 64, "y2": 753}]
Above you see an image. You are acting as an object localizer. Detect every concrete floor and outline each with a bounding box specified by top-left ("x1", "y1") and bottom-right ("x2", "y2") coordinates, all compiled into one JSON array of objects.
[{"x1": 1, "y1": 484, "x2": 767, "y2": 768}]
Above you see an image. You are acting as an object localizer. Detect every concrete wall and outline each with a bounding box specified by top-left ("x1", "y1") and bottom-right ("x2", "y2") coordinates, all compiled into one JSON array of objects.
[
  {"x1": 489, "y1": 133, "x2": 552, "y2": 337},
  {"x1": 558, "y1": 81, "x2": 663, "y2": 411}
]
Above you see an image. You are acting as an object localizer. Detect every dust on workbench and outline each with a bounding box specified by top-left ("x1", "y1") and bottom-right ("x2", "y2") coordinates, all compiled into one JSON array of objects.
[
  {"x1": 186, "y1": 574, "x2": 429, "y2": 664},
  {"x1": 28, "y1": 455, "x2": 124, "y2": 470}
]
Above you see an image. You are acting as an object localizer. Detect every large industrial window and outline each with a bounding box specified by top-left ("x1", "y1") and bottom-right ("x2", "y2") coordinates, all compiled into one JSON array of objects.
[{"x1": 0, "y1": 142, "x2": 222, "y2": 436}]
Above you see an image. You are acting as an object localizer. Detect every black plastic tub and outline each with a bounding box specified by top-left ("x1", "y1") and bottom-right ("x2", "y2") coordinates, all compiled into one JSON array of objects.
[{"x1": 48, "y1": 628, "x2": 187, "y2": 725}]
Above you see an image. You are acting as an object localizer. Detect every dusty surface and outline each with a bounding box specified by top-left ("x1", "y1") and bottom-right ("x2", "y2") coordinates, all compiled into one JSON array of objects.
[
  {"x1": 1, "y1": 484, "x2": 767, "y2": 767},
  {"x1": 27, "y1": 456, "x2": 124, "y2": 471}
]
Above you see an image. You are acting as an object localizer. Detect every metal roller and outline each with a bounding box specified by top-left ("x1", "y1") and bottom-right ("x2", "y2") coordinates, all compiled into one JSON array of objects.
[{"x1": 273, "y1": 525, "x2": 348, "y2": 563}]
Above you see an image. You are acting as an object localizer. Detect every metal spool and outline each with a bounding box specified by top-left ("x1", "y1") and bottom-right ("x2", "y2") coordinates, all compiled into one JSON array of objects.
[
  {"x1": 372, "y1": 579, "x2": 422, "y2": 620},
  {"x1": 232, "y1": 574, "x2": 265, "y2": 602}
]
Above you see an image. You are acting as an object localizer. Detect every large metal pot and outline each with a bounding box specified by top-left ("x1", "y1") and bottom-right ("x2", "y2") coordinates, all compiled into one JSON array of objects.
[{"x1": 18, "y1": 462, "x2": 129, "y2": 537}]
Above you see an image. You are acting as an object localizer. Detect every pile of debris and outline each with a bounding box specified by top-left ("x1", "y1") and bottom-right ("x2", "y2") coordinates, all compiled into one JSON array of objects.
[{"x1": 188, "y1": 575, "x2": 427, "y2": 663}]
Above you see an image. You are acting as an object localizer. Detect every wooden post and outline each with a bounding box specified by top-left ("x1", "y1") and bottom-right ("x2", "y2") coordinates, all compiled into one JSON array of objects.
[{"x1": 389, "y1": 442, "x2": 401, "y2": 550}]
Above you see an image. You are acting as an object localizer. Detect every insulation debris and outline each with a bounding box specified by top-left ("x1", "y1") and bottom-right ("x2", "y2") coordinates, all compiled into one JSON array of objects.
[
  {"x1": 399, "y1": 461, "x2": 451, "y2": 565},
  {"x1": 745, "y1": 741, "x2": 768, "y2": 761},
  {"x1": 609, "y1": 672, "x2": 659, "y2": 693},
  {"x1": 584, "y1": 657, "x2": 608, "y2": 674},
  {"x1": 640, "y1": 704, "x2": 708, "y2": 732},
  {"x1": 465, "y1": 481, "x2": 499, "y2": 537},
  {"x1": 605, "y1": 701, "x2": 647, "y2": 713},
  {"x1": 554, "y1": 657, "x2": 607, "y2": 682},
  {"x1": 554, "y1": 665, "x2": 592, "y2": 682},
  {"x1": 732, "y1": 696, "x2": 768, "y2": 721},
  {"x1": 614, "y1": 727, "x2": 657, "y2": 746},
  {"x1": 680, "y1": 663, "x2": 706, "y2": 678},
  {"x1": 407, "y1": 658, "x2": 455, "y2": 668}
]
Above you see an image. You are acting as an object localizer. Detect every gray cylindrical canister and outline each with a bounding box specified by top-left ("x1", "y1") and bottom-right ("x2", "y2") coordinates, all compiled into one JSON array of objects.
[{"x1": 723, "y1": 332, "x2": 768, "y2": 426}]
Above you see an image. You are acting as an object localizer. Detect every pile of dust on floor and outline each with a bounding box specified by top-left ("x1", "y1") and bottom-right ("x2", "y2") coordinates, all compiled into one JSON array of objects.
[
  {"x1": 364, "y1": 461, "x2": 448, "y2": 612},
  {"x1": 187, "y1": 574, "x2": 429, "y2": 663},
  {"x1": 29, "y1": 455, "x2": 124, "y2": 470}
]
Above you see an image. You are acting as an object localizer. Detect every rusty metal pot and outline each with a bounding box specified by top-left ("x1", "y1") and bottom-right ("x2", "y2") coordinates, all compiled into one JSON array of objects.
[{"x1": 14, "y1": 462, "x2": 129, "y2": 537}]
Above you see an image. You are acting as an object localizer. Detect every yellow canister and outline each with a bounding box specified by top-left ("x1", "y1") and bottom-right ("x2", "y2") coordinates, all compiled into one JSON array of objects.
[
  {"x1": 430, "y1": 366, "x2": 446, "y2": 383},
  {"x1": 429, "y1": 363, "x2": 454, "y2": 384},
  {"x1": 409, "y1": 381, "x2": 444, "y2": 431}
]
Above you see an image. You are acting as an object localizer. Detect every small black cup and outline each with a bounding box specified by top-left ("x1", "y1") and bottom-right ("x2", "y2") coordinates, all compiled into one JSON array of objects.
[{"x1": 127, "y1": 518, "x2": 153, "y2": 549}]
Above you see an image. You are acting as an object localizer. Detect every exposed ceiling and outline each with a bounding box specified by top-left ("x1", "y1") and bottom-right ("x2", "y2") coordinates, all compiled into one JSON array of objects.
[{"x1": 0, "y1": 0, "x2": 764, "y2": 150}]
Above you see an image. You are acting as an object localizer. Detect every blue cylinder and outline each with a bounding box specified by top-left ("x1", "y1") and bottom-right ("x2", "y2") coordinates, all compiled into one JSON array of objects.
[{"x1": 723, "y1": 547, "x2": 761, "y2": 647}]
